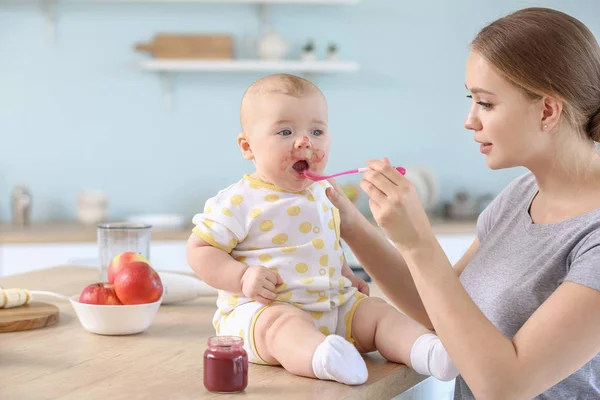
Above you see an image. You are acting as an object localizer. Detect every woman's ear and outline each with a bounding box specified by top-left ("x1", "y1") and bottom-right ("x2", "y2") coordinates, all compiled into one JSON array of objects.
[
  {"x1": 237, "y1": 132, "x2": 254, "y2": 160},
  {"x1": 540, "y1": 95, "x2": 563, "y2": 132}
]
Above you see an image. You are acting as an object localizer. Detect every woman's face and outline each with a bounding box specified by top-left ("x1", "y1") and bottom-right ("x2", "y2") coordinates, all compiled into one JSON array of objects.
[{"x1": 464, "y1": 51, "x2": 551, "y2": 170}]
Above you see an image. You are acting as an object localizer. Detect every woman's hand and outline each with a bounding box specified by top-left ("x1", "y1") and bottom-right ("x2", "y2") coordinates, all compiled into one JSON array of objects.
[
  {"x1": 360, "y1": 158, "x2": 435, "y2": 251},
  {"x1": 325, "y1": 178, "x2": 364, "y2": 238}
]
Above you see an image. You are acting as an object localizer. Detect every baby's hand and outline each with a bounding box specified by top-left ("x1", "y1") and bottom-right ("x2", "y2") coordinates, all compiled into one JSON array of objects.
[
  {"x1": 240, "y1": 265, "x2": 283, "y2": 304},
  {"x1": 348, "y1": 275, "x2": 370, "y2": 296}
]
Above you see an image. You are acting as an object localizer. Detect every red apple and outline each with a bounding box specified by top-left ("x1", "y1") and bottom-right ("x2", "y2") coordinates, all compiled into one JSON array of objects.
[
  {"x1": 107, "y1": 251, "x2": 151, "y2": 283},
  {"x1": 112, "y1": 261, "x2": 163, "y2": 305},
  {"x1": 79, "y1": 282, "x2": 122, "y2": 305}
]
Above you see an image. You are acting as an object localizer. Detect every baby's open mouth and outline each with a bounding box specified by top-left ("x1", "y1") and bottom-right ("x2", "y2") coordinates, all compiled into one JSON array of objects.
[{"x1": 292, "y1": 160, "x2": 309, "y2": 173}]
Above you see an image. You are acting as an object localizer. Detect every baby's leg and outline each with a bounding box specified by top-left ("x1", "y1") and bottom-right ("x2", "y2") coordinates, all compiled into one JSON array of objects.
[
  {"x1": 254, "y1": 303, "x2": 367, "y2": 385},
  {"x1": 253, "y1": 304, "x2": 322, "y2": 375},
  {"x1": 350, "y1": 297, "x2": 458, "y2": 381}
]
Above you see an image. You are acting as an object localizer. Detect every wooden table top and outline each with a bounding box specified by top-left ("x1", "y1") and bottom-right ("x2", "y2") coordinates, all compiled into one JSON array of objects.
[{"x1": 0, "y1": 266, "x2": 427, "y2": 400}]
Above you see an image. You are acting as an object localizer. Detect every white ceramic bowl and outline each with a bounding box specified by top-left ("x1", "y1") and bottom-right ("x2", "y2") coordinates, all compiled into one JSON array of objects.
[{"x1": 69, "y1": 295, "x2": 162, "y2": 335}]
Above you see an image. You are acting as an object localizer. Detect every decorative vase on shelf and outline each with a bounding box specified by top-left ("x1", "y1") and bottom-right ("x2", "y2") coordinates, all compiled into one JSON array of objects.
[
  {"x1": 77, "y1": 190, "x2": 108, "y2": 225},
  {"x1": 300, "y1": 40, "x2": 316, "y2": 61},
  {"x1": 257, "y1": 29, "x2": 290, "y2": 61}
]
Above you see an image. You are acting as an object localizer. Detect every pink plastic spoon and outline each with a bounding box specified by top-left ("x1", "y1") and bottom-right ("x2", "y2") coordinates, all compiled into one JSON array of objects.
[{"x1": 303, "y1": 166, "x2": 406, "y2": 182}]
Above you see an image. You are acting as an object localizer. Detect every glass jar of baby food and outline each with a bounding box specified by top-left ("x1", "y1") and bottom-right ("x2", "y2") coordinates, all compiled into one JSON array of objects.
[{"x1": 203, "y1": 336, "x2": 248, "y2": 393}]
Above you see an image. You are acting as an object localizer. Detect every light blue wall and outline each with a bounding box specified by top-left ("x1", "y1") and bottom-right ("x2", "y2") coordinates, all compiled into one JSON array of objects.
[{"x1": 1, "y1": 0, "x2": 598, "y2": 222}]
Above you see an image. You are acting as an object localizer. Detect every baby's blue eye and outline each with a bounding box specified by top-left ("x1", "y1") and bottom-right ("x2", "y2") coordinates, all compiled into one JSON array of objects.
[
  {"x1": 279, "y1": 130, "x2": 292, "y2": 136},
  {"x1": 312, "y1": 130, "x2": 323, "y2": 136}
]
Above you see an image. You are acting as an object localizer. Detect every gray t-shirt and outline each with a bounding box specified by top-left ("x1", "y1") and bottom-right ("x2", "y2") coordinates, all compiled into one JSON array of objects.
[{"x1": 455, "y1": 172, "x2": 600, "y2": 400}]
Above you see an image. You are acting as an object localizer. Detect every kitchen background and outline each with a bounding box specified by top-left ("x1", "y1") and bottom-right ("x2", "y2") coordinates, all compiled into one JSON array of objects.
[
  {"x1": 2, "y1": 0, "x2": 597, "y2": 225},
  {"x1": 1, "y1": 2, "x2": 598, "y2": 398}
]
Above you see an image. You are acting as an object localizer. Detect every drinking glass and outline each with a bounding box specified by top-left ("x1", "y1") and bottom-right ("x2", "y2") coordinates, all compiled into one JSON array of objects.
[{"x1": 97, "y1": 222, "x2": 152, "y2": 281}]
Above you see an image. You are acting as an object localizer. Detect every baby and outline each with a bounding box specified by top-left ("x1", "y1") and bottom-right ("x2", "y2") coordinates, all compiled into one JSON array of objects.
[{"x1": 186, "y1": 73, "x2": 457, "y2": 385}]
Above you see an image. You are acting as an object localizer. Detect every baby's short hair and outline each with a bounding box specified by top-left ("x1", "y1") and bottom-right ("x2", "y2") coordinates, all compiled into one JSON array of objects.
[
  {"x1": 240, "y1": 74, "x2": 325, "y2": 131},
  {"x1": 243, "y1": 73, "x2": 320, "y2": 98}
]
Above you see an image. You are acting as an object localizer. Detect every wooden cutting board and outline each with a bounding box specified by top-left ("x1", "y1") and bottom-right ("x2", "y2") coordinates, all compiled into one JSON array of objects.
[
  {"x1": 134, "y1": 34, "x2": 234, "y2": 59},
  {"x1": 0, "y1": 302, "x2": 59, "y2": 333}
]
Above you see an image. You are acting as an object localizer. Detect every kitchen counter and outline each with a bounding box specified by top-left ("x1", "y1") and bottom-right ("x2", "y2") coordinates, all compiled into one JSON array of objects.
[
  {"x1": 0, "y1": 266, "x2": 428, "y2": 399},
  {"x1": 0, "y1": 217, "x2": 476, "y2": 244},
  {"x1": 0, "y1": 222, "x2": 196, "y2": 244}
]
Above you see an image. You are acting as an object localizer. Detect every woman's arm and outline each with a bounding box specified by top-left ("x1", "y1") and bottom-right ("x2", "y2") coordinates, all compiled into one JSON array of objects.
[
  {"x1": 405, "y1": 244, "x2": 600, "y2": 399},
  {"x1": 328, "y1": 179, "x2": 479, "y2": 329},
  {"x1": 340, "y1": 213, "x2": 433, "y2": 329},
  {"x1": 362, "y1": 159, "x2": 600, "y2": 399}
]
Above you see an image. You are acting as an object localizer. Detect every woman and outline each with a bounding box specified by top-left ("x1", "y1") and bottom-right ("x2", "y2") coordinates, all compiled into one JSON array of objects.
[{"x1": 326, "y1": 7, "x2": 600, "y2": 400}]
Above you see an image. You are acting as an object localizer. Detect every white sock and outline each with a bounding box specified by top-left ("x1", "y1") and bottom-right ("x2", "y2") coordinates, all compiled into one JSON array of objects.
[
  {"x1": 409, "y1": 333, "x2": 459, "y2": 381},
  {"x1": 311, "y1": 335, "x2": 368, "y2": 385}
]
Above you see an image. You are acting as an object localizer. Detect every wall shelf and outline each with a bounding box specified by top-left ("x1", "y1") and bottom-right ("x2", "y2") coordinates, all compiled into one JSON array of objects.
[
  {"x1": 141, "y1": 59, "x2": 360, "y2": 108},
  {"x1": 4, "y1": 0, "x2": 361, "y2": 107},
  {"x1": 142, "y1": 59, "x2": 359, "y2": 72}
]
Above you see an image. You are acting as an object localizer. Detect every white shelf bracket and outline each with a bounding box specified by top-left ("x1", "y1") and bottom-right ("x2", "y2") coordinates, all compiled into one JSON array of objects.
[
  {"x1": 41, "y1": 0, "x2": 58, "y2": 44},
  {"x1": 160, "y1": 72, "x2": 173, "y2": 110}
]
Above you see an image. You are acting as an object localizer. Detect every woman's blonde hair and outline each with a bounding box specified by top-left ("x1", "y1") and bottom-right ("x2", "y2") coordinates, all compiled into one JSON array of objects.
[{"x1": 471, "y1": 7, "x2": 600, "y2": 141}]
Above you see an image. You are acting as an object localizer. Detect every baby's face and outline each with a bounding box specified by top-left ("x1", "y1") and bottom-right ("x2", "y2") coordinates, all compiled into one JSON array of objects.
[{"x1": 241, "y1": 92, "x2": 330, "y2": 192}]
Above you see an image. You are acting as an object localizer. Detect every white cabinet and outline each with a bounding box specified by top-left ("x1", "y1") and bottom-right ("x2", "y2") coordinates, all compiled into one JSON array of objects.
[
  {"x1": 0, "y1": 240, "x2": 193, "y2": 278},
  {"x1": 436, "y1": 234, "x2": 476, "y2": 266},
  {"x1": 0, "y1": 242, "x2": 98, "y2": 277},
  {"x1": 148, "y1": 241, "x2": 191, "y2": 273},
  {"x1": 343, "y1": 233, "x2": 476, "y2": 269},
  {"x1": 0, "y1": 233, "x2": 476, "y2": 278},
  {"x1": 62, "y1": 241, "x2": 193, "y2": 274}
]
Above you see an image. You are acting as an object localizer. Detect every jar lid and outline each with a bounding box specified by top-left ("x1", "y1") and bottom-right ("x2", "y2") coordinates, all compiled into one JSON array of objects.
[
  {"x1": 97, "y1": 222, "x2": 152, "y2": 230},
  {"x1": 207, "y1": 335, "x2": 244, "y2": 349}
]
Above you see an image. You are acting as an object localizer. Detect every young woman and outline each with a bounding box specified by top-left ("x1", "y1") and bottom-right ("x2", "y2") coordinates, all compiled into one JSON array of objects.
[{"x1": 327, "y1": 7, "x2": 600, "y2": 399}]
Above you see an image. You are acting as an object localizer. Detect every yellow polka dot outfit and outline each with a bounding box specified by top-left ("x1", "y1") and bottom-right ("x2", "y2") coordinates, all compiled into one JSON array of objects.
[{"x1": 192, "y1": 174, "x2": 365, "y2": 364}]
